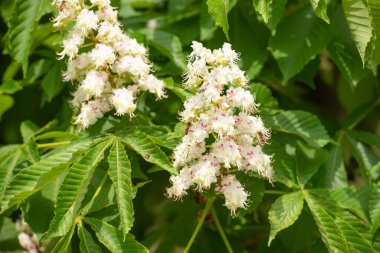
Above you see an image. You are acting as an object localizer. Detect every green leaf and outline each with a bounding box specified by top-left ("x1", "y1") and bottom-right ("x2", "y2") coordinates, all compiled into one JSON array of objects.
[
  {"x1": 206, "y1": 0, "x2": 230, "y2": 39},
  {"x1": 253, "y1": 0, "x2": 271, "y2": 23},
  {"x1": 268, "y1": 5, "x2": 331, "y2": 82},
  {"x1": 304, "y1": 191, "x2": 349, "y2": 252},
  {"x1": 267, "y1": 0, "x2": 287, "y2": 32},
  {"x1": 0, "y1": 95, "x2": 13, "y2": 120},
  {"x1": 342, "y1": 0, "x2": 375, "y2": 65},
  {"x1": 20, "y1": 120, "x2": 38, "y2": 143},
  {"x1": 343, "y1": 100, "x2": 379, "y2": 130},
  {"x1": 264, "y1": 133, "x2": 297, "y2": 188},
  {"x1": 250, "y1": 83, "x2": 278, "y2": 109},
  {"x1": 237, "y1": 175, "x2": 265, "y2": 212},
  {"x1": 318, "y1": 144, "x2": 348, "y2": 188},
  {"x1": 264, "y1": 110, "x2": 331, "y2": 148},
  {"x1": 77, "y1": 222, "x2": 102, "y2": 253},
  {"x1": 0, "y1": 150, "x2": 21, "y2": 199},
  {"x1": 230, "y1": 7, "x2": 269, "y2": 79},
  {"x1": 6, "y1": 0, "x2": 50, "y2": 75},
  {"x1": 310, "y1": 0, "x2": 330, "y2": 23},
  {"x1": 305, "y1": 190, "x2": 376, "y2": 253},
  {"x1": 268, "y1": 191, "x2": 304, "y2": 245},
  {"x1": 50, "y1": 225, "x2": 76, "y2": 253},
  {"x1": 163, "y1": 77, "x2": 192, "y2": 100},
  {"x1": 200, "y1": 1, "x2": 217, "y2": 40},
  {"x1": 20, "y1": 139, "x2": 40, "y2": 164},
  {"x1": 84, "y1": 217, "x2": 149, "y2": 253},
  {"x1": 108, "y1": 141, "x2": 134, "y2": 235},
  {"x1": 295, "y1": 141, "x2": 328, "y2": 187},
  {"x1": 329, "y1": 186, "x2": 370, "y2": 223},
  {"x1": 370, "y1": 186, "x2": 380, "y2": 232},
  {"x1": 46, "y1": 139, "x2": 112, "y2": 238},
  {"x1": 25, "y1": 59, "x2": 52, "y2": 85},
  {"x1": 347, "y1": 135, "x2": 379, "y2": 181},
  {"x1": 122, "y1": 131, "x2": 178, "y2": 175},
  {"x1": 145, "y1": 30, "x2": 187, "y2": 71},
  {"x1": 328, "y1": 5, "x2": 370, "y2": 89},
  {"x1": 41, "y1": 62, "x2": 64, "y2": 103},
  {"x1": 349, "y1": 130, "x2": 380, "y2": 149},
  {"x1": 0, "y1": 137, "x2": 103, "y2": 212},
  {"x1": 0, "y1": 80, "x2": 23, "y2": 95}
]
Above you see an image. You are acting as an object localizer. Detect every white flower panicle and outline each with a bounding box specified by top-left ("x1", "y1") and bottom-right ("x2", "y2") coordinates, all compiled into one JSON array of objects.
[
  {"x1": 52, "y1": 0, "x2": 166, "y2": 129},
  {"x1": 167, "y1": 42, "x2": 273, "y2": 216}
]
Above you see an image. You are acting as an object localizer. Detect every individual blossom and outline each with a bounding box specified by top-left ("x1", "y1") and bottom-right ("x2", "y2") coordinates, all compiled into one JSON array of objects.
[
  {"x1": 52, "y1": 0, "x2": 166, "y2": 129},
  {"x1": 167, "y1": 42, "x2": 273, "y2": 216}
]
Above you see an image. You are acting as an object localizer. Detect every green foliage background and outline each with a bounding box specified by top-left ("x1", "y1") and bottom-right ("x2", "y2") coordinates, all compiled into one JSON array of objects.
[{"x1": 0, "y1": 0, "x2": 380, "y2": 252}]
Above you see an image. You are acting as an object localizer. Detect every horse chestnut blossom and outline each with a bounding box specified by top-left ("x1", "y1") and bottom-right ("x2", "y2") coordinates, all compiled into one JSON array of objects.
[
  {"x1": 167, "y1": 42, "x2": 273, "y2": 216},
  {"x1": 52, "y1": 0, "x2": 166, "y2": 128}
]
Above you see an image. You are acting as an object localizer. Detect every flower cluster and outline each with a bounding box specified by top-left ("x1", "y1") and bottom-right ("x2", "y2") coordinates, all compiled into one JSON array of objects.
[
  {"x1": 167, "y1": 42, "x2": 273, "y2": 216},
  {"x1": 52, "y1": 0, "x2": 165, "y2": 128}
]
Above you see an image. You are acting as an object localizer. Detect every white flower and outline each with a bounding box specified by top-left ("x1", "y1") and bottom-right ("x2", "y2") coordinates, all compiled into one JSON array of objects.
[
  {"x1": 76, "y1": 9, "x2": 98, "y2": 34},
  {"x1": 210, "y1": 110, "x2": 235, "y2": 137},
  {"x1": 97, "y1": 21, "x2": 123, "y2": 43},
  {"x1": 90, "y1": 44, "x2": 116, "y2": 67},
  {"x1": 167, "y1": 41, "x2": 273, "y2": 216},
  {"x1": 96, "y1": 5, "x2": 119, "y2": 23},
  {"x1": 138, "y1": 75, "x2": 166, "y2": 99},
  {"x1": 114, "y1": 37, "x2": 148, "y2": 56},
  {"x1": 241, "y1": 145, "x2": 273, "y2": 180},
  {"x1": 109, "y1": 88, "x2": 136, "y2": 116},
  {"x1": 54, "y1": 0, "x2": 166, "y2": 129},
  {"x1": 226, "y1": 87, "x2": 258, "y2": 112},
  {"x1": 236, "y1": 112, "x2": 270, "y2": 143},
  {"x1": 192, "y1": 154, "x2": 220, "y2": 190},
  {"x1": 173, "y1": 140, "x2": 205, "y2": 168},
  {"x1": 58, "y1": 33, "x2": 84, "y2": 59},
  {"x1": 217, "y1": 175, "x2": 248, "y2": 216},
  {"x1": 90, "y1": 0, "x2": 111, "y2": 7},
  {"x1": 113, "y1": 55, "x2": 150, "y2": 78},
  {"x1": 166, "y1": 166, "x2": 194, "y2": 199},
  {"x1": 79, "y1": 70, "x2": 108, "y2": 99},
  {"x1": 212, "y1": 137, "x2": 242, "y2": 169},
  {"x1": 75, "y1": 99, "x2": 110, "y2": 128}
]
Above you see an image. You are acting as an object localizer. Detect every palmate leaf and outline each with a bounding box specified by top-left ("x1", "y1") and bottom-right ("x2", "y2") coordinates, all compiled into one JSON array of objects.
[
  {"x1": 263, "y1": 110, "x2": 331, "y2": 148},
  {"x1": 6, "y1": 0, "x2": 50, "y2": 74},
  {"x1": 206, "y1": 0, "x2": 229, "y2": 39},
  {"x1": 304, "y1": 191, "x2": 349, "y2": 252},
  {"x1": 122, "y1": 130, "x2": 178, "y2": 175},
  {"x1": 0, "y1": 137, "x2": 104, "y2": 211},
  {"x1": 268, "y1": 191, "x2": 304, "y2": 245},
  {"x1": 46, "y1": 139, "x2": 113, "y2": 238},
  {"x1": 305, "y1": 190, "x2": 376, "y2": 253},
  {"x1": 268, "y1": 5, "x2": 331, "y2": 82},
  {"x1": 84, "y1": 217, "x2": 148, "y2": 253},
  {"x1": 108, "y1": 141, "x2": 134, "y2": 235},
  {"x1": 0, "y1": 150, "x2": 21, "y2": 199},
  {"x1": 77, "y1": 222, "x2": 102, "y2": 253},
  {"x1": 342, "y1": 0, "x2": 375, "y2": 65}
]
